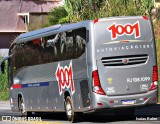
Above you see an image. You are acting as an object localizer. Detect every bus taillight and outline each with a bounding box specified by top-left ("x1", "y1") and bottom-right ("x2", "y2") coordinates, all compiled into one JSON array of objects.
[
  {"x1": 150, "y1": 66, "x2": 158, "y2": 91},
  {"x1": 92, "y1": 70, "x2": 106, "y2": 95}
]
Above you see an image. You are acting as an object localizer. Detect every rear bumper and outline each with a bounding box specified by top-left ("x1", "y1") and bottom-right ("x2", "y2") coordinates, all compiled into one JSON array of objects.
[{"x1": 90, "y1": 89, "x2": 158, "y2": 110}]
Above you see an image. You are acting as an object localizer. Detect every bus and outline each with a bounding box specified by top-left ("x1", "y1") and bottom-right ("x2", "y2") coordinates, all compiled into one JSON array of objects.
[{"x1": 0, "y1": 16, "x2": 158, "y2": 122}]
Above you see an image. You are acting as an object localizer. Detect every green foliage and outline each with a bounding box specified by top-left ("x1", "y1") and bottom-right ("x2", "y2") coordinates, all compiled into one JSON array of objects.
[
  {"x1": 47, "y1": 6, "x2": 70, "y2": 26},
  {"x1": 60, "y1": 0, "x2": 154, "y2": 22},
  {"x1": 45, "y1": 0, "x2": 154, "y2": 26},
  {"x1": 95, "y1": 0, "x2": 152, "y2": 20},
  {"x1": 0, "y1": 57, "x2": 9, "y2": 100},
  {"x1": 154, "y1": 19, "x2": 160, "y2": 102},
  {"x1": 63, "y1": 0, "x2": 105, "y2": 22}
]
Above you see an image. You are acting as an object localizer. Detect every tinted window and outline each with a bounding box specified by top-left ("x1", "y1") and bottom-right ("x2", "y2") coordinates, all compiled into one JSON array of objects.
[{"x1": 13, "y1": 27, "x2": 86, "y2": 74}]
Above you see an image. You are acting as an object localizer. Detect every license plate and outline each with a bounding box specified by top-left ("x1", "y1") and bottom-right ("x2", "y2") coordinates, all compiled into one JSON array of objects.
[{"x1": 122, "y1": 100, "x2": 136, "y2": 105}]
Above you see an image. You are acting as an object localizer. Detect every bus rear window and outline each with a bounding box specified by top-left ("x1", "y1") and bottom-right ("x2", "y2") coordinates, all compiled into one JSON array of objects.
[{"x1": 94, "y1": 17, "x2": 153, "y2": 45}]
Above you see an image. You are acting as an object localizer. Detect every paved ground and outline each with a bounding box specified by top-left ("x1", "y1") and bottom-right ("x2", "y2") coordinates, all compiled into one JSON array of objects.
[
  {"x1": 0, "y1": 101, "x2": 10, "y2": 110},
  {"x1": 0, "y1": 101, "x2": 160, "y2": 124}
]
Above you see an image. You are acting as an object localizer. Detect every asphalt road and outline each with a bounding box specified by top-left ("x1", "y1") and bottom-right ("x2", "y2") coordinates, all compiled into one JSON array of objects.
[{"x1": 0, "y1": 101, "x2": 160, "y2": 124}]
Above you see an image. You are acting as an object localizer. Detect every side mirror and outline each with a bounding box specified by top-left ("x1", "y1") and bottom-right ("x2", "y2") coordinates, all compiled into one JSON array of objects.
[{"x1": 0, "y1": 62, "x2": 5, "y2": 74}]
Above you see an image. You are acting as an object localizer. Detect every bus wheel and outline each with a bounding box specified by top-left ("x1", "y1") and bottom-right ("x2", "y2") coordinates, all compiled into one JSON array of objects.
[
  {"x1": 19, "y1": 97, "x2": 31, "y2": 117},
  {"x1": 65, "y1": 96, "x2": 79, "y2": 123}
]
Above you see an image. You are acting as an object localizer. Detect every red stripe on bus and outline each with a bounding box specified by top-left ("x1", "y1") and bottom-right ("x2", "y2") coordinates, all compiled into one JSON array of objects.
[{"x1": 12, "y1": 84, "x2": 22, "y2": 89}]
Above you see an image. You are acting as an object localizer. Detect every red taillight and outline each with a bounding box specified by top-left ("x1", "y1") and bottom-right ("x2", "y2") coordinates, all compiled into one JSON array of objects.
[
  {"x1": 92, "y1": 70, "x2": 106, "y2": 95},
  {"x1": 143, "y1": 98, "x2": 148, "y2": 101},
  {"x1": 152, "y1": 97, "x2": 157, "y2": 101},
  {"x1": 110, "y1": 100, "x2": 114, "y2": 104},
  {"x1": 97, "y1": 102, "x2": 103, "y2": 106},
  {"x1": 150, "y1": 66, "x2": 158, "y2": 91}
]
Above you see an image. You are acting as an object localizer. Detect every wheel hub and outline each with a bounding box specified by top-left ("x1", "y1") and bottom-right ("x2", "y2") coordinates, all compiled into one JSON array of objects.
[
  {"x1": 66, "y1": 102, "x2": 72, "y2": 116},
  {"x1": 21, "y1": 102, "x2": 25, "y2": 113}
]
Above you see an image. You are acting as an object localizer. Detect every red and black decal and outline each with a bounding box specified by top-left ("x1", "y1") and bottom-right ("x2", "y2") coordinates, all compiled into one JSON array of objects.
[
  {"x1": 108, "y1": 21, "x2": 140, "y2": 40},
  {"x1": 55, "y1": 62, "x2": 75, "y2": 95}
]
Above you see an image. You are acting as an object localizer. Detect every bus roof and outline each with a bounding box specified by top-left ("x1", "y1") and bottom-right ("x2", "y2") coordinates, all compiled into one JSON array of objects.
[
  {"x1": 12, "y1": 21, "x2": 89, "y2": 46},
  {"x1": 11, "y1": 16, "x2": 150, "y2": 48},
  {"x1": 18, "y1": 24, "x2": 62, "y2": 40},
  {"x1": 93, "y1": 16, "x2": 149, "y2": 23}
]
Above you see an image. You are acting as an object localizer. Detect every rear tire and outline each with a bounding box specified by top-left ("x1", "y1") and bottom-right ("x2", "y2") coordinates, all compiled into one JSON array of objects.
[
  {"x1": 19, "y1": 97, "x2": 32, "y2": 117},
  {"x1": 64, "y1": 96, "x2": 82, "y2": 123}
]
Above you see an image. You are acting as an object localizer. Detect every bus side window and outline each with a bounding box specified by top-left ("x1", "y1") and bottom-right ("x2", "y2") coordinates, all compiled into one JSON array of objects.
[
  {"x1": 65, "y1": 33, "x2": 75, "y2": 59},
  {"x1": 76, "y1": 35, "x2": 86, "y2": 54},
  {"x1": 60, "y1": 32, "x2": 66, "y2": 56},
  {"x1": 45, "y1": 34, "x2": 60, "y2": 63},
  {"x1": 14, "y1": 27, "x2": 87, "y2": 67},
  {"x1": 74, "y1": 28, "x2": 86, "y2": 58},
  {"x1": 60, "y1": 27, "x2": 86, "y2": 61}
]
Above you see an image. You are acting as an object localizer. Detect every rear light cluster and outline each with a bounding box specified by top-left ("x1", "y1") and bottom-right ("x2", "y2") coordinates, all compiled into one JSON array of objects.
[
  {"x1": 92, "y1": 70, "x2": 106, "y2": 95},
  {"x1": 149, "y1": 66, "x2": 158, "y2": 91},
  {"x1": 97, "y1": 102, "x2": 103, "y2": 106}
]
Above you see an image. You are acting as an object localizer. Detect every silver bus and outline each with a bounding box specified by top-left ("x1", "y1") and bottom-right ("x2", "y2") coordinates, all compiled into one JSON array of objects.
[{"x1": 0, "y1": 16, "x2": 158, "y2": 122}]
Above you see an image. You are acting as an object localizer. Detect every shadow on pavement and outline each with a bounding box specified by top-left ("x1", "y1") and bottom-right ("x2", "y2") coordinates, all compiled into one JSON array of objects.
[{"x1": 33, "y1": 104, "x2": 160, "y2": 123}]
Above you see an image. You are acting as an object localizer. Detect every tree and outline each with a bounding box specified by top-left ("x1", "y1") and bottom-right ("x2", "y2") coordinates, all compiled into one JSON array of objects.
[
  {"x1": 45, "y1": 0, "x2": 154, "y2": 27},
  {"x1": 45, "y1": 6, "x2": 69, "y2": 26}
]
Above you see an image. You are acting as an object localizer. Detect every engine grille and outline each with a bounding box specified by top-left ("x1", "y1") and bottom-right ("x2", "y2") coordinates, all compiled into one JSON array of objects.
[{"x1": 101, "y1": 54, "x2": 148, "y2": 66}]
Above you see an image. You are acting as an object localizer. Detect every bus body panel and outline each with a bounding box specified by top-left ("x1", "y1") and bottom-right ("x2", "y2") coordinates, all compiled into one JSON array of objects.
[
  {"x1": 10, "y1": 52, "x2": 89, "y2": 112},
  {"x1": 91, "y1": 16, "x2": 158, "y2": 109},
  {"x1": 92, "y1": 89, "x2": 157, "y2": 109},
  {"x1": 96, "y1": 42, "x2": 154, "y2": 96}
]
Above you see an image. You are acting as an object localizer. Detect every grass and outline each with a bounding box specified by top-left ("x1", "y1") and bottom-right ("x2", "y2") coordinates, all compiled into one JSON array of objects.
[
  {"x1": 0, "y1": 58, "x2": 9, "y2": 101},
  {"x1": 0, "y1": 89, "x2": 9, "y2": 101}
]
